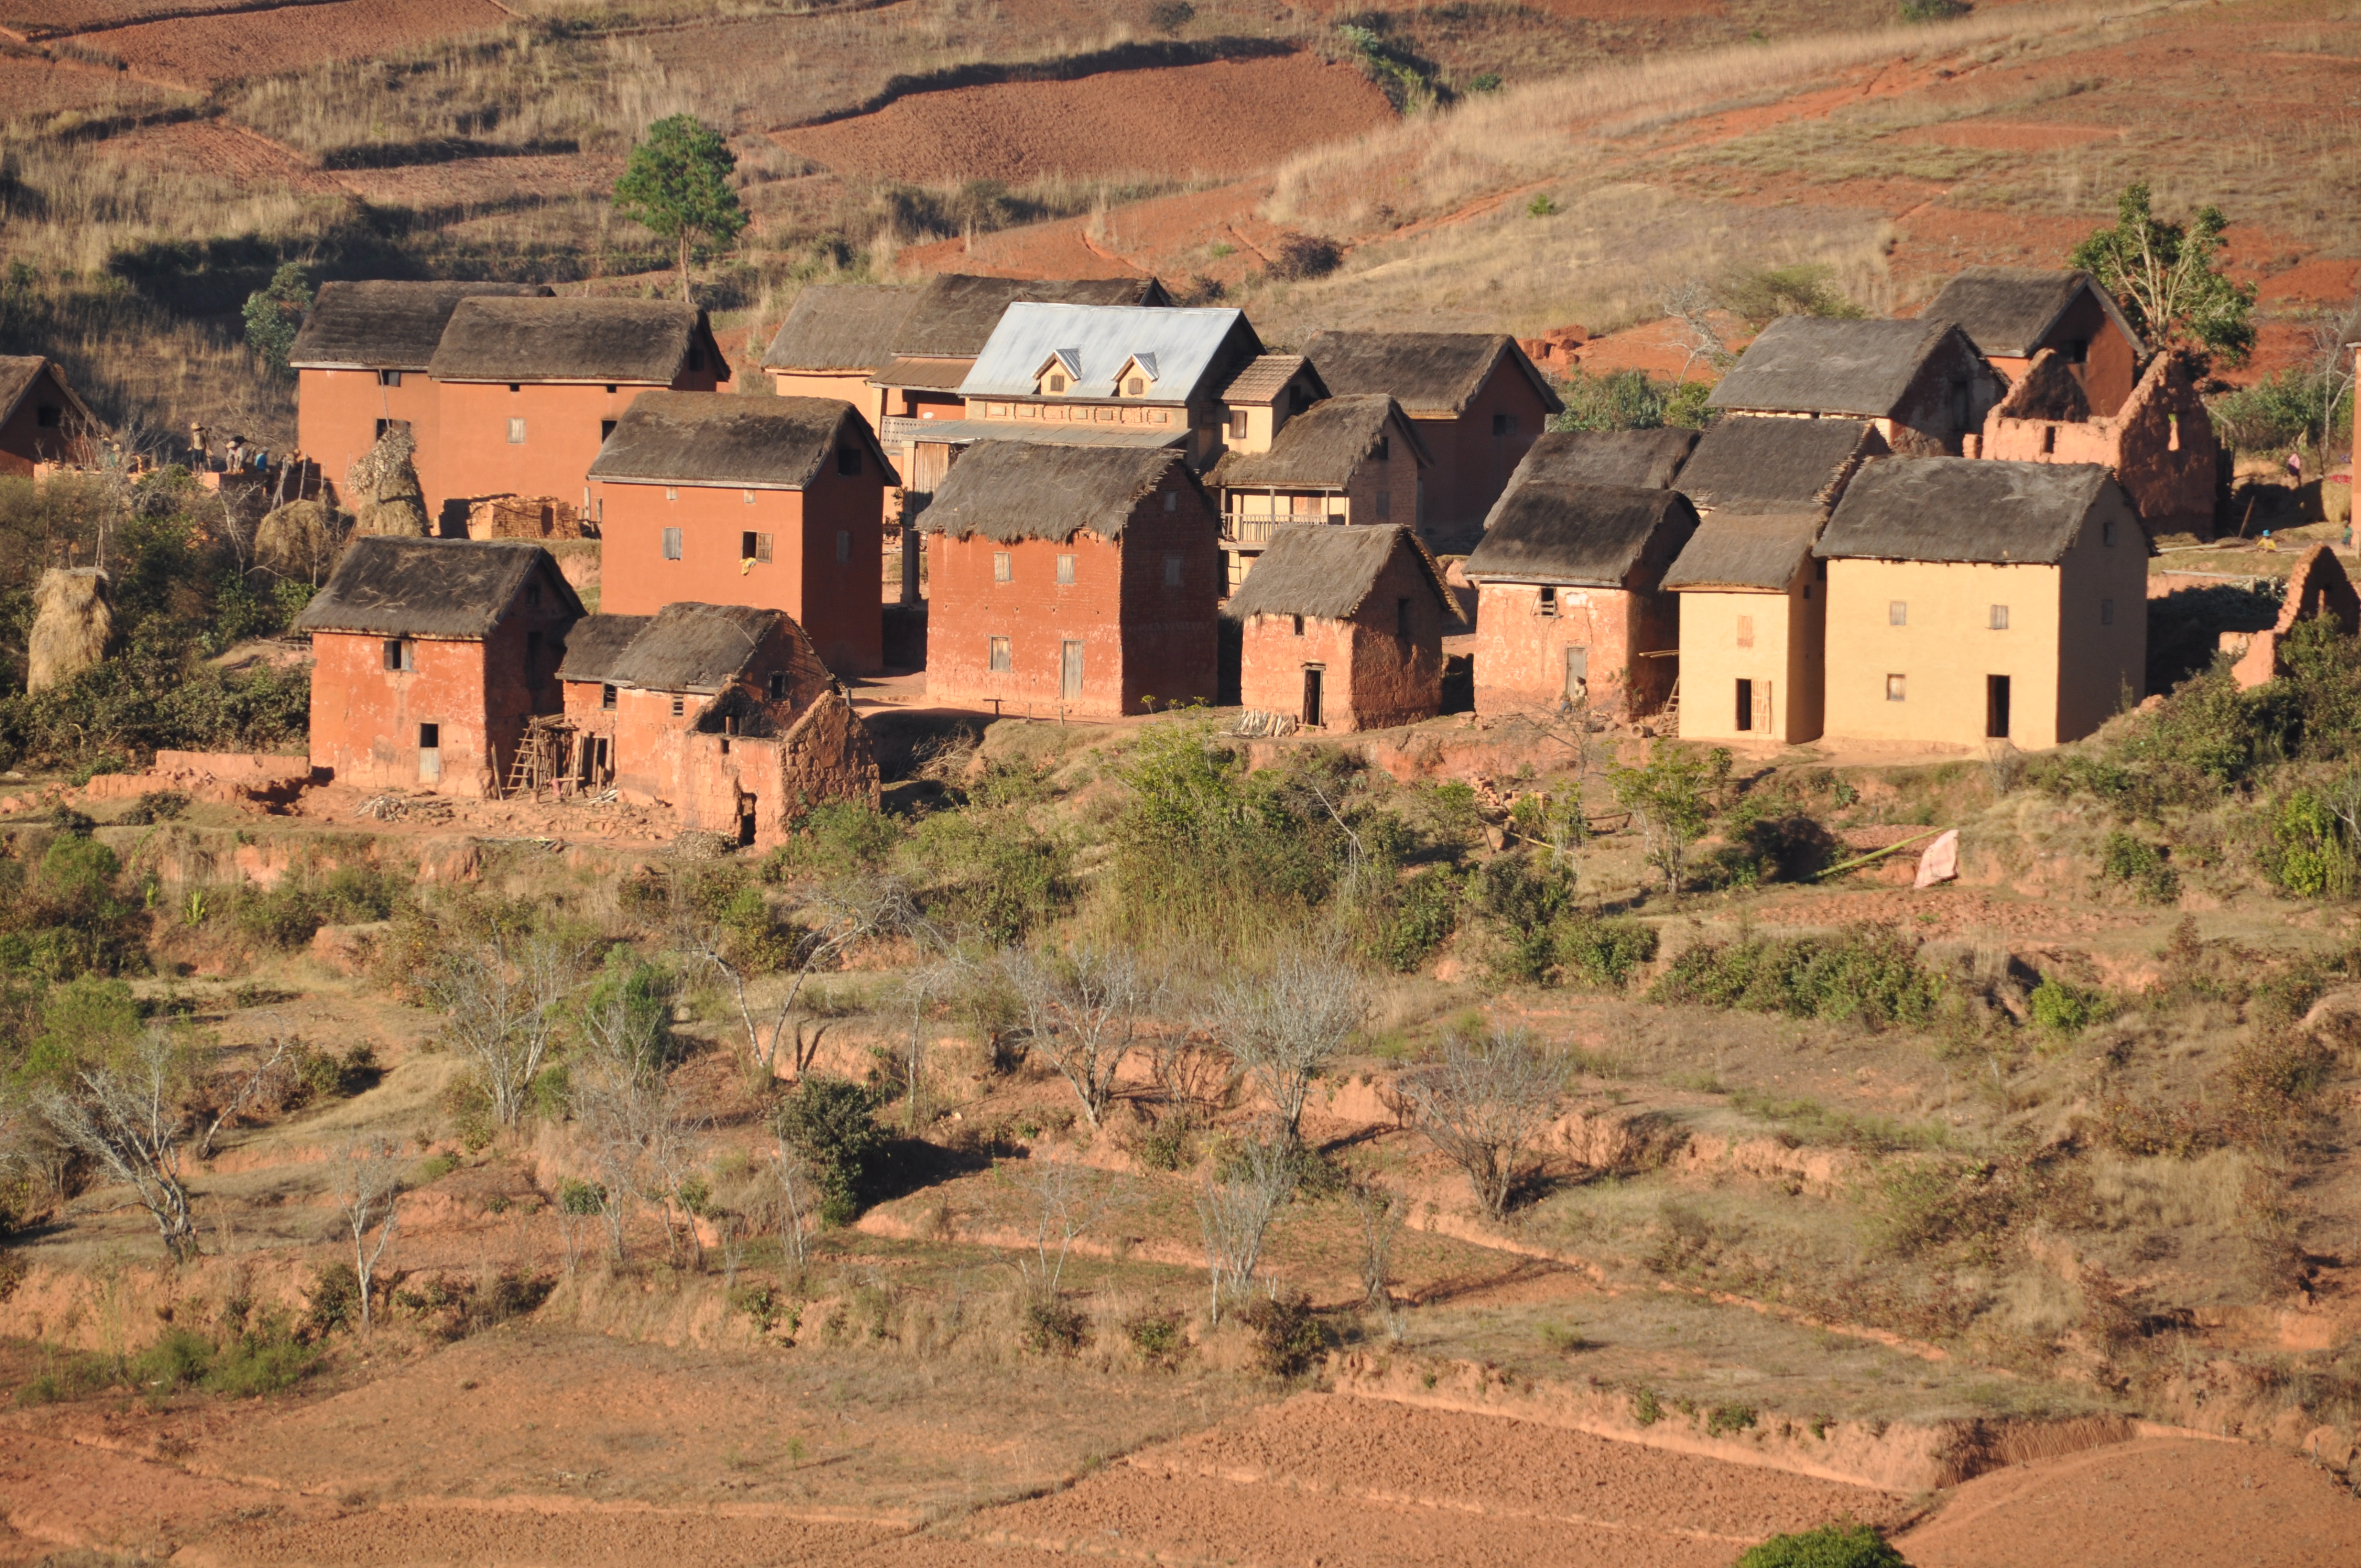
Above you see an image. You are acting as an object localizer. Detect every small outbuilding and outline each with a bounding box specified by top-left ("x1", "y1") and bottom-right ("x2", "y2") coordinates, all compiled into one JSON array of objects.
[
  {"x1": 1919, "y1": 266, "x2": 2144, "y2": 416},
  {"x1": 1662, "y1": 510, "x2": 1828, "y2": 745},
  {"x1": 585, "y1": 391, "x2": 897, "y2": 674},
  {"x1": 557, "y1": 601, "x2": 878, "y2": 843},
  {"x1": 0, "y1": 357, "x2": 99, "y2": 476},
  {"x1": 1706, "y1": 317, "x2": 1999, "y2": 456},
  {"x1": 297, "y1": 538, "x2": 584, "y2": 796},
  {"x1": 1207, "y1": 394, "x2": 1432, "y2": 592},
  {"x1": 1221, "y1": 525, "x2": 1462, "y2": 731},
  {"x1": 918, "y1": 442, "x2": 1221, "y2": 718},
  {"x1": 1462, "y1": 481, "x2": 1698, "y2": 718},
  {"x1": 1815, "y1": 458, "x2": 2148, "y2": 751}
]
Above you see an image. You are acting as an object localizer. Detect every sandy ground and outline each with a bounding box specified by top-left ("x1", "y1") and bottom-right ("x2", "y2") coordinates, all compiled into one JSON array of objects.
[{"x1": 776, "y1": 54, "x2": 1397, "y2": 185}]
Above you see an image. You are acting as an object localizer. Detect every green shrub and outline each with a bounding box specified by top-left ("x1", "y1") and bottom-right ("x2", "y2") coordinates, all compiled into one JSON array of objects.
[
  {"x1": 2029, "y1": 976, "x2": 2104, "y2": 1036},
  {"x1": 768, "y1": 799, "x2": 903, "y2": 880},
  {"x1": 1557, "y1": 913, "x2": 1658, "y2": 989},
  {"x1": 1650, "y1": 925, "x2": 1939, "y2": 1028},
  {"x1": 307, "y1": 1262, "x2": 362, "y2": 1335},
  {"x1": 774, "y1": 1076, "x2": 887, "y2": 1226},
  {"x1": 904, "y1": 807, "x2": 1068, "y2": 943},
  {"x1": 1021, "y1": 1297, "x2": 1091, "y2": 1354},
  {"x1": 2096, "y1": 830, "x2": 2180, "y2": 904},
  {"x1": 2211, "y1": 364, "x2": 2346, "y2": 453},
  {"x1": 1127, "y1": 1312, "x2": 1185, "y2": 1367},
  {"x1": 2265, "y1": 787, "x2": 2356, "y2": 897},
  {"x1": 1737, "y1": 1523, "x2": 1910, "y2": 1568},
  {"x1": 132, "y1": 1327, "x2": 213, "y2": 1391},
  {"x1": 1552, "y1": 367, "x2": 1713, "y2": 433},
  {"x1": 1235, "y1": 1293, "x2": 1326, "y2": 1379},
  {"x1": 1897, "y1": 0, "x2": 1968, "y2": 18},
  {"x1": 1631, "y1": 1386, "x2": 1663, "y2": 1425},
  {"x1": 1367, "y1": 864, "x2": 1462, "y2": 973},
  {"x1": 1705, "y1": 1401, "x2": 1758, "y2": 1437}
]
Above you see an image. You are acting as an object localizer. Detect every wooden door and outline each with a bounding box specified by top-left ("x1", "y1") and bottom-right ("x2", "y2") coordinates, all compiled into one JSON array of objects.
[
  {"x1": 1060, "y1": 640, "x2": 1085, "y2": 702},
  {"x1": 1302, "y1": 666, "x2": 1324, "y2": 729}
]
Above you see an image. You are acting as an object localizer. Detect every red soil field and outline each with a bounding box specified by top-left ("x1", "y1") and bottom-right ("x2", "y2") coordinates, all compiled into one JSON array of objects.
[
  {"x1": 83, "y1": 0, "x2": 511, "y2": 90},
  {"x1": 95, "y1": 118, "x2": 347, "y2": 193},
  {"x1": 775, "y1": 53, "x2": 1397, "y2": 185},
  {"x1": 1892, "y1": 121, "x2": 2130, "y2": 151},
  {"x1": 330, "y1": 150, "x2": 627, "y2": 209},
  {"x1": 0, "y1": 55, "x2": 174, "y2": 115}
]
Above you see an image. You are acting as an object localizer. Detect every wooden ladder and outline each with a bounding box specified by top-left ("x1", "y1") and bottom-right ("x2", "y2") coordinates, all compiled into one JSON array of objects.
[{"x1": 1661, "y1": 676, "x2": 1681, "y2": 732}]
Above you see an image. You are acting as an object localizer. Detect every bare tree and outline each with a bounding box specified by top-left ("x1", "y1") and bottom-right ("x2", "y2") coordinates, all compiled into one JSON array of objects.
[
  {"x1": 35, "y1": 1028, "x2": 199, "y2": 1260},
  {"x1": 1003, "y1": 944, "x2": 1161, "y2": 1131},
  {"x1": 998, "y1": 1157, "x2": 1130, "y2": 1297},
  {"x1": 422, "y1": 929, "x2": 580, "y2": 1127},
  {"x1": 766, "y1": 1138, "x2": 819, "y2": 1273},
  {"x1": 677, "y1": 874, "x2": 922, "y2": 1080},
  {"x1": 1194, "y1": 1123, "x2": 1296, "y2": 1324},
  {"x1": 1660, "y1": 279, "x2": 1736, "y2": 383},
  {"x1": 1212, "y1": 938, "x2": 1369, "y2": 1145},
  {"x1": 334, "y1": 1134, "x2": 404, "y2": 1328},
  {"x1": 1149, "y1": 1024, "x2": 1235, "y2": 1129},
  {"x1": 1397, "y1": 1030, "x2": 1565, "y2": 1220},
  {"x1": 1346, "y1": 1178, "x2": 1405, "y2": 1309},
  {"x1": 196, "y1": 1030, "x2": 298, "y2": 1158}
]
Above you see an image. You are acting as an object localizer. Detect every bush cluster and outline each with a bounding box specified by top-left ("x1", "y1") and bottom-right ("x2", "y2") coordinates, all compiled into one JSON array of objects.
[{"x1": 1650, "y1": 925, "x2": 1939, "y2": 1028}]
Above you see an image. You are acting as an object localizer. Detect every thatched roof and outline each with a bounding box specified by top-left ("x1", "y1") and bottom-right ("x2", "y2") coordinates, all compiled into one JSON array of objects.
[
  {"x1": 873, "y1": 357, "x2": 973, "y2": 391},
  {"x1": 1463, "y1": 484, "x2": 1697, "y2": 588},
  {"x1": 891, "y1": 274, "x2": 1169, "y2": 359},
  {"x1": 296, "y1": 538, "x2": 583, "y2": 638},
  {"x1": 760, "y1": 284, "x2": 917, "y2": 373},
  {"x1": 1918, "y1": 266, "x2": 2142, "y2": 360},
  {"x1": 1508, "y1": 428, "x2": 1696, "y2": 492},
  {"x1": 1706, "y1": 317, "x2": 1972, "y2": 417},
  {"x1": 1662, "y1": 510, "x2": 1824, "y2": 591},
  {"x1": 1301, "y1": 330, "x2": 1564, "y2": 418},
  {"x1": 1674, "y1": 416, "x2": 1883, "y2": 510},
  {"x1": 1221, "y1": 524, "x2": 1462, "y2": 624},
  {"x1": 0, "y1": 356, "x2": 96, "y2": 434},
  {"x1": 1816, "y1": 458, "x2": 2131, "y2": 565},
  {"x1": 1219, "y1": 353, "x2": 1325, "y2": 405},
  {"x1": 289, "y1": 281, "x2": 552, "y2": 371},
  {"x1": 960, "y1": 304, "x2": 1260, "y2": 402},
  {"x1": 1206, "y1": 395, "x2": 1429, "y2": 489},
  {"x1": 428, "y1": 297, "x2": 718, "y2": 384},
  {"x1": 917, "y1": 442, "x2": 1199, "y2": 543},
  {"x1": 586, "y1": 392, "x2": 899, "y2": 489},
  {"x1": 596, "y1": 602, "x2": 787, "y2": 694},
  {"x1": 554, "y1": 613, "x2": 651, "y2": 684}
]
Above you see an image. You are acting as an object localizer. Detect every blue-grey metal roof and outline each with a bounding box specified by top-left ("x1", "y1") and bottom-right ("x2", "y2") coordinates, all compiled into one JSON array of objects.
[{"x1": 958, "y1": 303, "x2": 1259, "y2": 402}]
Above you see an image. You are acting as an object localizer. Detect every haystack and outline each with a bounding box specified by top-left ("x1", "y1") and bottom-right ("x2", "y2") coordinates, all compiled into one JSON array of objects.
[
  {"x1": 254, "y1": 497, "x2": 344, "y2": 579},
  {"x1": 344, "y1": 426, "x2": 429, "y2": 538},
  {"x1": 29, "y1": 568, "x2": 111, "y2": 694}
]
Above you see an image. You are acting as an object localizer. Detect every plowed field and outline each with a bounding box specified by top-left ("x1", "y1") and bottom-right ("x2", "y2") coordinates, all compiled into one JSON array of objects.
[
  {"x1": 82, "y1": 0, "x2": 510, "y2": 89},
  {"x1": 775, "y1": 53, "x2": 1396, "y2": 184}
]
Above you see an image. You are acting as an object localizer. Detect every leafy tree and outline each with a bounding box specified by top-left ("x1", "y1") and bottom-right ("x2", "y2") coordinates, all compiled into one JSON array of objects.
[
  {"x1": 2070, "y1": 181, "x2": 2256, "y2": 367},
  {"x1": 613, "y1": 116, "x2": 748, "y2": 301},
  {"x1": 774, "y1": 1075, "x2": 885, "y2": 1226},
  {"x1": 1608, "y1": 743, "x2": 1729, "y2": 900},
  {"x1": 1736, "y1": 1523, "x2": 1910, "y2": 1568},
  {"x1": 241, "y1": 262, "x2": 312, "y2": 378}
]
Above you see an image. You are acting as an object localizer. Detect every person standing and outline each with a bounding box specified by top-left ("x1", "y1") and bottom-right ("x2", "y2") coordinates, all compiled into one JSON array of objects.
[{"x1": 188, "y1": 421, "x2": 209, "y2": 471}]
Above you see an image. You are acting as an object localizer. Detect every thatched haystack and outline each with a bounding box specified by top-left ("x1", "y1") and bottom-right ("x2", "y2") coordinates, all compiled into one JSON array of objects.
[
  {"x1": 255, "y1": 497, "x2": 346, "y2": 579},
  {"x1": 345, "y1": 426, "x2": 429, "y2": 538},
  {"x1": 29, "y1": 568, "x2": 111, "y2": 694}
]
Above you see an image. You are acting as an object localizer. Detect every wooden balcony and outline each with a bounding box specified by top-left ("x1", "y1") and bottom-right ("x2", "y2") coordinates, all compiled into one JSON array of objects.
[{"x1": 1222, "y1": 511, "x2": 1345, "y2": 545}]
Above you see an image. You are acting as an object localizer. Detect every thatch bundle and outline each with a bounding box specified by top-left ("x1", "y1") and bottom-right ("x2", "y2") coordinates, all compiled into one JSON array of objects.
[
  {"x1": 345, "y1": 425, "x2": 429, "y2": 538},
  {"x1": 255, "y1": 497, "x2": 344, "y2": 579},
  {"x1": 28, "y1": 568, "x2": 111, "y2": 694}
]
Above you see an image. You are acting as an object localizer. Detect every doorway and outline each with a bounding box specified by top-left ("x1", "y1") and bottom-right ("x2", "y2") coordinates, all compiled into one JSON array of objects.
[
  {"x1": 1734, "y1": 678, "x2": 1753, "y2": 732},
  {"x1": 1986, "y1": 675, "x2": 2011, "y2": 739},
  {"x1": 417, "y1": 722, "x2": 440, "y2": 783},
  {"x1": 737, "y1": 795, "x2": 758, "y2": 847},
  {"x1": 1563, "y1": 645, "x2": 1588, "y2": 703},
  {"x1": 1060, "y1": 640, "x2": 1085, "y2": 701},
  {"x1": 1302, "y1": 665, "x2": 1325, "y2": 729}
]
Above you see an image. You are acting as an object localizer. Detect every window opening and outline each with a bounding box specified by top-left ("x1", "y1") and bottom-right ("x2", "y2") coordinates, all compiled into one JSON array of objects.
[
  {"x1": 989, "y1": 636, "x2": 1011, "y2": 673},
  {"x1": 1886, "y1": 674, "x2": 1907, "y2": 702},
  {"x1": 662, "y1": 527, "x2": 683, "y2": 560}
]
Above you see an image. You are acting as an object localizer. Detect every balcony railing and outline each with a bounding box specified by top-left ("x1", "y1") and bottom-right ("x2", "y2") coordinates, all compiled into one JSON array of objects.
[{"x1": 1222, "y1": 512, "x2": 1345, "y2": 545}]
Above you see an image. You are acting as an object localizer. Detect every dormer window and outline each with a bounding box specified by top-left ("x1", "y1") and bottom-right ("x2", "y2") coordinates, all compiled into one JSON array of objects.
[
  {"x1": 1035, "y1": 348, "x2": 1082, "y2": 395},
  {"x1": 1047, "y1": 373, "x2": 1068, "y2": 394},
  {"x1": 1125, "y1": 377, "x2": 1145, "y2": 396},
  {"x1": 1116, "y1": 353, "x2": 1158, "y2": 397}
]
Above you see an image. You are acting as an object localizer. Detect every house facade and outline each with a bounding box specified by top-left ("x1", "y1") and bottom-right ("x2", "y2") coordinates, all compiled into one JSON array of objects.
[
  {"x1": 296, "y1": 538, "x2": 583, "y2": 797},
  {"x1": 1976, "y1": 349, "x2": 2219, "y2": 538},
  {"x1": 0, "y1": 357, "x2": 99, "y2": 476},
  {"x1": 868, "y1": 274, "x2": 1170, "y2": 425},
  {"x1": 1300, "y1": 330, "x2": 1564, "y2": 547},
  {"x1": 1223, "y1": 525, "x2": 1461, "y2": 731},
  {"x1": 585, "y1": 392, "x2": 896, "y2": 674},
  {"x1": 920, "y1": 442, "x2": 1220, "y2": 718},
  {"x1": 1706, "y1": 317, "x2": 1999, "y2": 456},
  {"x1": 1919, "y1": 266, "x2": 2144, "y2": 417},
  {"x1": 1462, "y1": 480, "x2": 1698, "y2": 717},
  {"x1": 1816, "y1": 459, "x2": 2148, "y2": 751},
  {"x1": 1663, "y1": 512, "x2": 1828, "y2": 745},
  {"x1": 556, "y1": 602, "x2": 878, "y2": 845},
  {"x1": 1207, "y1": 394, "x2": 1430, "y2": 594},
  {"x1": 288, "y1": 281, "x2": 552, "y2": 507}
]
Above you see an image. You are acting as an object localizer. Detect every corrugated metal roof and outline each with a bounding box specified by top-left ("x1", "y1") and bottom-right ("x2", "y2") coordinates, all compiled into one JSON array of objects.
[
  {"x1": 883, "y1": 417, "x2": 1185, "y2": 450},
  {"x1": 586, "y1": 391, "x2": 897, "y2": 489},
  {"x1": 290, "y1": 280, "x2": 552, "y2": 371},
  {"x1": 295, "y1": 538, "x2": 581, "y2": 638},
  {"x1": 1706, "y1": 317, "x2": 1969, "y2": 418},
  {"x1": 958, "y1": 303, "x2": 1260, "y2": 401},
  {"x1": 891, "y1": 274, "x2": 1169, "y2": 358},
  {"x1": 760, "y1": 284, "x2": 916, "y2": 373},
  {"x1": 1662, "y1": 510, "x2": 1824, "y2": 591},
  {"x1": 1815, "y1": 458, "x2": 2129, "y2": 565}
]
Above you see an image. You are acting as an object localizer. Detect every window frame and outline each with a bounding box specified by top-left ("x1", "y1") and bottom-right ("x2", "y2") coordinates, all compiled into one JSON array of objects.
[
  {"x1": 988, "y1": 635, "x2": 1012, "y2": 673},
  {"x1": 662, "y1": 526, "x2": 683, "y2": 561}
]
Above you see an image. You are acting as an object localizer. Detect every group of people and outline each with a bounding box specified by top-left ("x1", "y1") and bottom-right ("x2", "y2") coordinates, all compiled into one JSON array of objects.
[{"x1": 188, "y1": 422, "x2": 274, "y2": 475}]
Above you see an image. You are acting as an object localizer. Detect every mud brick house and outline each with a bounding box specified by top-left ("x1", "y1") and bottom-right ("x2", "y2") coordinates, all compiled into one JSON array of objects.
[
  {"x1": 1976, "y1": 349, "x2": 2219, "y2": 539},
  {"x1": 1299, "y1": 330, "x2": 1564, "y2": 546},
  {"x1": 289, "y1": 281, "x2": 552, "y2": 507},
  {"x1": 759, "y1": 284, "x2": 919, "y2": 426},
  {"x1": 423, "y1": 296, "x2": 728, "y2": 532},
  {"x1": 1206, "y1": 394, "x2": 1432, "y2": 593},
  {"x1": 1215, "y1": 352, "x2": 1329, "y2": 453},
  {"x1": 0, "y1": 357, "x2": 99, "y2": 476},
  {"x1": 1222, "y1": 525, "x2": 1461, "y2": 731},
  {"x1": 869, "y1": 274, "x2": 1170, "y2": 427},
  {"x1": 919, "y1": 442, "x2": 1220, "y2": 718},
  {"x1": 1815, "y1": 459, "x2": 2147, "y2": 752},
  {"x1": 1662, "y1": 511, "x2": 1829, "y2": 745},
  {"x1": 1462, "y1": 480, "x2": 1698, "y2": 718},
  {"x1": 297, "y1": 537, "x2": 584, "y2": 797},
  {"x1": 584, "y1": 392, "x2": 896, "y2": 675},
  {"x1": 1706, "y1": 317, "x2": 1999, "y2": 456},
  {"x1": 556, "y1": 601, "x2": 878, "y2": 844},
  {"x1": 1920, "y1": 267, "x2": 2144, "y2": 416}
]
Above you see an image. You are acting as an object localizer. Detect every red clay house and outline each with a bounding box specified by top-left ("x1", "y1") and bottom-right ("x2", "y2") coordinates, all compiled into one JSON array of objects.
[
  {"x1": 423, "y1": 296, "x2": 727, "y2": 532},
  {"x1": 920, "y1": 442, "x2": 1221, "y2": 718},
  {"x1": 556, "y1": 602, "x2": 878, "y2": 845},
  {"x1": 288, "y1": 281, "x2": 552, "y2": 507},
  {"x1": 1706, "y1": 316, "x2": 1999, "y2": 456},
  {"x1": 585, "y1": 392, "x2": 896, "y2": 674},
  {"x1": 1463, "y1": 478, "x2": 1699, "y2": 718},
  {"x1": 760, "y1": 284, "x2": 919, "y2": 426},
  {"x1": 297, "y1": 537, "x2": 584, "y2": 797},
  {"x1": 1299, "y1": 331, "x2": 1564, "y2": 547},
  {"x1": 1208, "y1": 393, "x2": 1432, "y2": 594},
  {"x1": 0, "y1": 357, "x2": 99, "y2": 476},
  {"x1": 1920, "y1": 267, "x2": 2144, "y2": 417},
  {"x1": 1976, "y1": 348, "x2": 2219, "y2": 538},
  {"x1": 1223, "y1": 524, "x2": 1461, "y2": 732}
]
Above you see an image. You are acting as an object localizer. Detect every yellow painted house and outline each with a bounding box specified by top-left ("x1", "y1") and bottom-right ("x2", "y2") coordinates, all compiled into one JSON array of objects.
[{"x1": 1815, "y1": 458, "x2": 2148, "y2": 751}]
